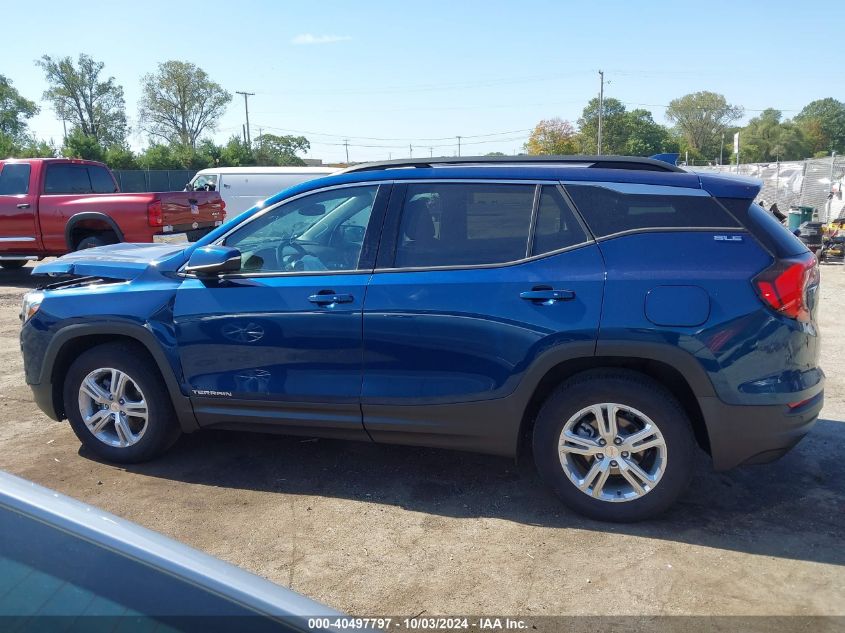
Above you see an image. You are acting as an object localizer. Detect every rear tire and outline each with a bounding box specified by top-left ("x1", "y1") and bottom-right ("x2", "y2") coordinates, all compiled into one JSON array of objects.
[
  {"x1": 75, "y1": 232, "x2": 118, "y2": 250},
  {"x1": 63, "y1": 343, "x2": 180, "y2": 463},
  {"x1": 0, "y1": 260, "x2": 27, "y2": 270},
  {"x1": 532, "y1": 369, "x2": 695, "y2": 522}
]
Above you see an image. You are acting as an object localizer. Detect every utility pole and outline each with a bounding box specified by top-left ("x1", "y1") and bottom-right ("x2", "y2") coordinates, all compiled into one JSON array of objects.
[
  {"x1": 430, "y1": 147, "x2": 433, "y2": 158},
  {"x1": 720, "y1": 133, "x2": 725, "y2": 166},
  {"x1": 235, "y1": 91, "x2": 255, "y2": 146},
  {"x1": 343, "y1": 139, "x2": 350, "y2": 164},
  {"x1": 409, "y1": 143, "x2": 413, "y2": 158},
  {"x1": 457, "y1": 135, "x2": 462, "y2": 157},
  {"x1": 62, "y1": 119, "x2": 68, "y2": 142},
  {"x1": 597, "y1": 70, "x2": 604, "y2": 156}
]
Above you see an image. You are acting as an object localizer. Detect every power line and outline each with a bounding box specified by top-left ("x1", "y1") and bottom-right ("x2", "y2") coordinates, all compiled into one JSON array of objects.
[{"x1": 250, "y1": 123, "x2": 532, "y2": 142}]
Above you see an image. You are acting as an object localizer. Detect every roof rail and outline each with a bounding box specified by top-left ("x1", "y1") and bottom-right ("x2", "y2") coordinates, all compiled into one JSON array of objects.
[{"x1": 341, "y1": 154, "x2": 684, "y2": 174}]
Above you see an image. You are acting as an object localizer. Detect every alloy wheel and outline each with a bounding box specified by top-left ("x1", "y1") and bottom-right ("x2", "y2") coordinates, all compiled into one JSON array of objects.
[
  {"x1": 77, "y1": 368, "x2": 149, "y2": 448},
  {"x1": 557, "y1": 403, "x2": 668, "y2": 502}
]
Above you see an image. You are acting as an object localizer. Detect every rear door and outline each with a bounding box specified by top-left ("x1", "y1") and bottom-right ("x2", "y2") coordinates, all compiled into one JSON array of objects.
[
  {"x1": 37, "y1": 162, "x2": 96, "y2": 250},
  {"x1": 0, "y1": 162, "x2": 39, "y2": 252},
  {"x1": 360, "y1": 180, "x2": 605, "y2": 454}
]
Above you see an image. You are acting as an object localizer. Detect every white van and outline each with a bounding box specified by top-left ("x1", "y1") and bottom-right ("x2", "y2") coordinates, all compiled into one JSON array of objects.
[{"x1": 187, "y1": 166, "x2": 337, "y2": 217}]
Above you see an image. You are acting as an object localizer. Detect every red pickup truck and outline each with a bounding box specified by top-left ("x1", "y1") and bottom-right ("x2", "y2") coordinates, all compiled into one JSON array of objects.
[{"x1": 0, "y1": 158, "x2": 225, "y2": 269}]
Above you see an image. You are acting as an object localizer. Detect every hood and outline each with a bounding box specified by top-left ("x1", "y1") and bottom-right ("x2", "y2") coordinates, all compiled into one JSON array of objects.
[{"x1": 32, "y1": 243, "x2": 188, "y2": 280}]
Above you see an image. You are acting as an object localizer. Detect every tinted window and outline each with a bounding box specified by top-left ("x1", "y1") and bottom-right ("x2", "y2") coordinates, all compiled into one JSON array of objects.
[
  {"x1": 0, "y1": 163, "x2": 31, "y2": 195},
  {"x1": 224, "y1": 185, "x2": 378, "y2": 273},
  {"x1": 44, "y1": 164, "x2": 92, "y2": 194},
  {"x1": 394, "y1": 183, "x2": 534, "y2": 268},
  {"x1": 565, "y1": 183, "x2": 741, "y2": 238},
  {"x1": 89, "y1": 165, "x2": 117, "y2": 193},
  {"x1": 531, "y1": 186, "x2": 588, "y2": 256}
]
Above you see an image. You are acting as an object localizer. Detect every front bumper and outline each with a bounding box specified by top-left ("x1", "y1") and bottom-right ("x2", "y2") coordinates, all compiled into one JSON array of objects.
[
  {"x1": 30, "y1": 381, "x2": 61, "y2": 421},
  {"x1": 698, "y1": 392, "x2": 823, "y2": 470}
]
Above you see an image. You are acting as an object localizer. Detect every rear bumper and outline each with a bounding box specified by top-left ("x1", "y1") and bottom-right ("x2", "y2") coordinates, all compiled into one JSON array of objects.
[{"x1": 698, "y1": 391, "x2": 823, "y2": 470}]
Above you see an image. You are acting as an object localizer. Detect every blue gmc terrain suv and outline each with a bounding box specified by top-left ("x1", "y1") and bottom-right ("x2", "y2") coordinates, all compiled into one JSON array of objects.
[{"x1": 20, "y1": 155, "x2": 823, "y2": 522}]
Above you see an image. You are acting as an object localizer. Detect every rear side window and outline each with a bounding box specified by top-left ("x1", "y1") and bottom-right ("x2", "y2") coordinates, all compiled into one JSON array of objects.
[
  {"x1": 564, "y1": 183, "x2": 740, "y2": 238},
  {"x1": 531, "y1": 186, "x2": 588, "y2": 256},
  {"x1": 44, "y1": 164, "x2": 92, "y2": 194},
  {"x1": 89, "y1": 165, "x2": 117, "y2": 193},
  {"x1": 0, "y1": 164, "x2": 31, "y2": 195},
  {"x1": 394, "y1": 183, "x2": 534, "y2": 268}
]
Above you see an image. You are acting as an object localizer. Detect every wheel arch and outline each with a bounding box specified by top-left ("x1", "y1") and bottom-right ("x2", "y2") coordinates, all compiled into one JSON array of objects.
[
  {"x1": 516, "y1": 346, "x2": 713, "y2": 459},
  {"x1": 64, "y1": 213, "x2": 125, "y2": 250},
  {"x1": 44, "y1": 324, "x2": 198, "y2": 433}
]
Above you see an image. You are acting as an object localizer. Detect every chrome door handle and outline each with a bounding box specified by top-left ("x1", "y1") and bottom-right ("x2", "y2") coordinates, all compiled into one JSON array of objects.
[
  {"x1": 520, "y1": 288, "x2": 575, "y2": 303},
  {"x1": 16, "y1": 203, "x2": 30, "y2": 209},
  {"x1": 308, "y1": 292, "x2": 354, "y2": 305}
]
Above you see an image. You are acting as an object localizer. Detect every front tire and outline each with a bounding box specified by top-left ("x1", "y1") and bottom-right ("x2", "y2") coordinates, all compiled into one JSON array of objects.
[
  {"x1": 0, "y1": 260, "x2": 27, "y2": 270},
  {"x1": 63, "y1": 343, "x2": 180, "y2": 463},
  {"x1": 532, "y1": 369, "x2": 695, "y2": 522}
]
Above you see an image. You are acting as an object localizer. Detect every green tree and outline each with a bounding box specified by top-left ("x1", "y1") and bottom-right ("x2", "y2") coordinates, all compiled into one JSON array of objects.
[
  {"x1": 17, "y1": 139, "x2": 57, "y2": 159},
  {"x1": 253, "y1": 133, "x2": 309, "y2": 166},
  {"x1": 0, "y1": 75, "x2": 38, "y2": 144},
  {"x1": 524, "y1": 118, "x2": 578, "y2": 155},
  {"x1": 104, "y1": 144, "x2": 139, "y2": 169},
  {"x1": 63, "y1": 129, "x2": 105, "y2": 161},
  {"x1": 665, "y1": 91, "x2": 743, "y2": 159},
  {"x1": 196, "y1": 139, "x2": 224, "y2": 166},
  {"x1": 577, "y1": 98, "x2": 629, "y2": 154},
  {"x1": 137, "y1": 144, "x2": 181, "y2": 170},
  {"x1": 793, "y1": 98, "x2": 845, "y2": 154},
  {"x1": 219, "y1": 135, "x2": 254, "y2": 166},
  {"x1": 738, "y1": 109, "x2": 809, "y2": 162},
  {"x1": 36, "y1": 54, "x2": 127, "y2": 145},
  {"x1": 139, "y1": 61, "x2": 232, "y2": 148},
  {"x1": 624, "y1": 109, "x2": 677, "y2": 156}
]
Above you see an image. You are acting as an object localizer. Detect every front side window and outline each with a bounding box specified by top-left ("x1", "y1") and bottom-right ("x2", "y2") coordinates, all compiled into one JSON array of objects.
[
  {"x1": 0, "y1": 163, "x2": 31, "y2": 195},
  {"x1": 224, "y1": 185, "x2": 378, "y2": 273},
  {"x1": 564, "y1": 182, "x2": 741, "y2": 238},
  {"x1": 394, "y1": 183, "x2": 535, "y2": 268},
  {"x1": 44, "y1": 164, "x2": 92, "y2": 194},
  {"x1": 190, "y1": 173, "x2": 218, "y2": 191}
]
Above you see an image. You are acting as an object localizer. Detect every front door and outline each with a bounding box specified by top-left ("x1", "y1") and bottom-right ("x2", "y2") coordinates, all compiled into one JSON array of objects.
[
  {"x1": 0, "y1": 162, "x2": 38, "y2": 252},
  {"x1": 174, "y1": 183, "x2": 389, "y2": 439}
]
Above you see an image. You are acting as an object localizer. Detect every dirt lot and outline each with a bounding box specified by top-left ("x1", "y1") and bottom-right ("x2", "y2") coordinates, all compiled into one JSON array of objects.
[{"x1": 0, "y1": 262, "x2": 843, "y2": 618}]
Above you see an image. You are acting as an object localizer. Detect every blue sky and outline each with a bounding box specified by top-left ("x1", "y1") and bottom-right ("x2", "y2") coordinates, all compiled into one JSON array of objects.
[{"x1": 4, "y1": 0, "x2": 843, "y2": 162}]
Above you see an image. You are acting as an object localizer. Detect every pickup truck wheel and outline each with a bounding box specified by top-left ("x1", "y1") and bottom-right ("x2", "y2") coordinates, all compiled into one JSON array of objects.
[
  {"x1": 0, "y1": 260, "x2": 27, "y2": 270},
  {"x1": 63, "y1": 343, "x2": 180, "y2": 463},
  {"x1": 75, "y1": 233, "x2": 118, "y2": 250},
  {"x1": 532, "y1": 369, "x2": 695, "y2": 522}
]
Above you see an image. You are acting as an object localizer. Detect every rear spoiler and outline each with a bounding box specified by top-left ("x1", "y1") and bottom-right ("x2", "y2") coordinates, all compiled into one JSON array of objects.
[{"x1": 649, "y1": 153, "x2": 680, "y2": 166}]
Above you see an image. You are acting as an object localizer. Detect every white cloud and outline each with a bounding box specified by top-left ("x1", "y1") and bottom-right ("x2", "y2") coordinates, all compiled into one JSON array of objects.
[{"x1": 291, "y1": 33, "x2": 352, "y2": 45}]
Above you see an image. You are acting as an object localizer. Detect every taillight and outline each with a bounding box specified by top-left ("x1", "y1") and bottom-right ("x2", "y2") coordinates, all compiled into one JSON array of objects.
[
  {"x1": 147, "y1": 200, "x2": 163, "y2": 227},
  {"x1": 754, "y1": 253, "x2": 819, "y2": 322}
]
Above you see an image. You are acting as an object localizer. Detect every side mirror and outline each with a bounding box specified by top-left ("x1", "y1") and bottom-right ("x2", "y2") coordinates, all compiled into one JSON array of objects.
[{"x1": 185, "y1": 245, "x2": 242, "y2": 277}]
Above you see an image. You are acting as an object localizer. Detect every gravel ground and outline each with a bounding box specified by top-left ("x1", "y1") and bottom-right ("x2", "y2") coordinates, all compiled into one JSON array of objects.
[{"x1": 0, "y1": 261, "x2": 843, "y2": 618}]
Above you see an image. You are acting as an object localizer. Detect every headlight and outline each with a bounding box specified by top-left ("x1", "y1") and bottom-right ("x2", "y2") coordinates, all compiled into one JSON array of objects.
[{"x1": 20, "y1": 290, "x2": 44, "y2": 323}]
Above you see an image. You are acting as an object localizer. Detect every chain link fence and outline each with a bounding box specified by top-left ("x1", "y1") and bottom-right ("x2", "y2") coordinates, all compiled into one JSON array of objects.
[
  {"x1": 112, "y1": 170, "x2": 197, "y2": 193},
  {"x1": 695, "y1": 157, "x2": 845, "y2": 222}
]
